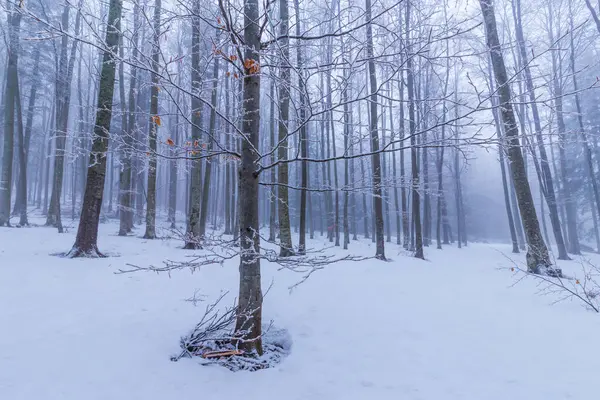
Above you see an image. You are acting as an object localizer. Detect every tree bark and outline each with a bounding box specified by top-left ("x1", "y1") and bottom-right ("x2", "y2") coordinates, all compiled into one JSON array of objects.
[
  {"x1": 277, "y1": 0, "x2": 294, "y2": 256},
  {"x1": 480, "y1": 0, "x2": 553, "y2": 274},
  {"x1": 46, "y1": 4, "x2": 82, "y2": 232},
  {"x1": 366, "y1": 0, "x2": 386, "y2": 260},
  {"x1": 184, "y1": 0, "x2": 204, "y2": 249},
  {"x1": 119, "y1": 5, "x2": 140, "y2": 236},
  {"x1": 295, "y1": 0, "x2": 308, "y2": 254},
  {"x1": 511, "y1": 0, "x2": 568, "y2": 260},
  {"x1": 143, "y1": 0, "x2": 161, "y2": 240},
  {"x1": 0, "y1": 4, "x2": 21, "y2": 227},
  {"x1": 232, "y1": 0, "x2": 263, "y2": 355},
  {"x1": 199, "y1": 53, "x2": 220, "y2": 239},
  {"x1": 547, "y1": 3, "x2": 579, "y2": 255},
  {"x1": 68, "y1": 0, "x2": 123, "y2": 257},
  {"x1": 406, "y1": 0, "x2": 423, "y2": 259}
]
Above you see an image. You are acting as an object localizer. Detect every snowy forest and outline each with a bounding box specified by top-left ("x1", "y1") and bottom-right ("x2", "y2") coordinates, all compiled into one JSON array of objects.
[{"x1": 2, "y1": 0, "x2": 600, "y2": 398}]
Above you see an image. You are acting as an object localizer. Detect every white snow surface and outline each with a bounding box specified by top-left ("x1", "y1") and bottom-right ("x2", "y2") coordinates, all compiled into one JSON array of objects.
[{"x1": 2, "y1": 215, "x2": 600, "y2": 400}]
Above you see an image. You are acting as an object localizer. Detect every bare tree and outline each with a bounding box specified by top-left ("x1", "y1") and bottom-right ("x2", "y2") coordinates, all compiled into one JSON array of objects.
[
  {"x1": 0, "y1": 1, "x2": 22, "y2": 227},
  {"x1": 68, "y1": 0, "x2": 123, "y2": 257},
  {"x1": 480, "y1": 0, "x2": 553, "y2": 275},
  {"x1": 365, "y1": 0, "x2": 385, "y2": 260}
]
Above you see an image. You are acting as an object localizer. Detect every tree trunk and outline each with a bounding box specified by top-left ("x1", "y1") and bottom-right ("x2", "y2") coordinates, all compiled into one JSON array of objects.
[
  {"x1": 295, "y1": 0, "x2": 308, "y2": 254},
  {"x1": 232, "y1": 0, "x2": 263, "y2": 355},
  {"x1": 486, "y1": 60, "x2": 519, "y2": 253},
  {"x1": 267, "y1": 78, "x2": 276, "y2": 241},
  {"x1": 143, "y1": 0, "x2": 161, "y2": 240},
  {"x1": 0, "y1": 5, "x2": 21, "y2": 227},
  {"x1": 68, "y1": 0, "x2": 123, "y2": 257},
  {"x1": 406, "y1": 0, "x2": 423, "y2": 259},
  {"x1": 571, "y1": 2, "x2": 600, "y2": 252},
  {"x1": 47, "y1": 4, "x2": 82, "y2": 232},
  {"x1": 277, "y1": 0, "x2": 294, "y2": 256},
  {"x1": 12, "y1": 49, "x2": 40, "y2": 218},
  {"x1": 366, "y1": 0, "x2": 385, "y2": 260},
  {"x1": 168, "y1": 61, "x2": 181, "y2": 229},
  {"x1": 480, "y1": 0, "x2": 553, "y2": 274},
  {"x1": 119, "y1": 6, "x2": 139, "y2": 235},
  {"x1": 184, "y1": 0, "x2": 204, "y2": 249},
  {"x1": 511, "y1": 0, "x2": 568, "y2": 260},
  {"x1": 199, "y1": 53, "x2": 220, "y2": 239},
  {"x1": 359, "y1": 111, "x2": 369, "y2": 239}
]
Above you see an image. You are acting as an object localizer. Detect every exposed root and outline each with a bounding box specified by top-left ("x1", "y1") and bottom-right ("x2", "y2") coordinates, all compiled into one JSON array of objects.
[{"x1": 66, "y1": 246, "x2": 107, "y2": 258}]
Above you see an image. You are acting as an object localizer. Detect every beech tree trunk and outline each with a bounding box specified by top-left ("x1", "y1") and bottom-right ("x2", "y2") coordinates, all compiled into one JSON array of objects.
[
  {"x1": 406, "y1": 0, "x2": 423, "y2": 259},
  {"x1": 68, "y1": 0, "x2": 123, "y2": 257},
  {"x1": 119, "y1": 4, "x2": 140, "y2": 236},
  {"x1": 232, "y1": 0, "x2": 263, "y2": 356},
  {"x1": 277, "y1": 0, "x2": 294, "y2": 257},
  {"x1": 199, "y1": 53, "x2": 220, "y2": 239},
  {"x1": 47, "y1": 4, "x2": 82, "y2": 232},
  {"x1": 511, "y1": 0, "x2": 568, "y2": 260},
  {"x1": 366, "y1": 0, "x2": 386, "y2": 260},
  {"x1": 480, "y1": 0, "x2": 553, "y2": 274},
  {"x1": 143, "y1": 0, "x2": 161, "y2": 240},
  {"x1": 0, "y1": 5, "x2": 21, "y2": 227},
  {"x1": 294, "y1": 0, "x2": 309, "y2": 254},
  {"x1": 184, "y1": 0, "x2": 204, "y2": 249}
]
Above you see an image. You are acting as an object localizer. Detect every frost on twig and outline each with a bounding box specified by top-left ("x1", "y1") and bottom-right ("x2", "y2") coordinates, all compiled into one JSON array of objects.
[
  {"x1": 117, "y1": 229, "x2": 372, "y2": 289},
  {"x1": 500, "y1": 251, "x2": 600, "y2": 313}
]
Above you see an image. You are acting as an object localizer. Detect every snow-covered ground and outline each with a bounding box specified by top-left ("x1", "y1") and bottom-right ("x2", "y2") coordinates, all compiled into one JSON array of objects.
[{"x1": 2, "y1": 214, "x2": 600, "y2": 400}]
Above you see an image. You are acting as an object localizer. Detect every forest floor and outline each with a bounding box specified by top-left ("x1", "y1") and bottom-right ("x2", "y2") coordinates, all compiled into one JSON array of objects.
[{"x1": 2, "y1": 212, "x2": 600, "y2": 400}]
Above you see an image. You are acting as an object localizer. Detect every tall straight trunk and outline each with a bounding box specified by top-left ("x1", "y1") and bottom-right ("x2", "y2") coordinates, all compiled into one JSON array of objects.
[
  {"x1": 43, "y1": 100, "x2": 56, "y2": 215},
  {"x1": 436, "y1": 44, "x2": 450, "y2": 249},
  {"x1": 398, "y1": 69, "x2": 409, "y2": 249},
  {"x1": 14, "y1": 70, "x2": 27, "y2": 225},
  {"x1": 267, "y1": 77, "x2": 276, "y2": 240},
  {"x1": 365, "y1": 0, "x2": 385, "y2": 259},
  {"x1": 80, "y1": 53, "x2": 93, "y2": 207},
  {"x1": 406, "y1": 1, "x2": 423, "y2": 259},
  {"x1": 36, "y1": 105, "x2": 48, "y2": 209},
  {"x1": 342, "y1": 57, "x2": 350, "y2": 250},
  {"x1": 184, "y1": 0, "x2": 204, "y2": 249},
  {"x1": 487, "y1": 60, "x2": 519, "y2": 253},
  {"x1": 509, "y1": 173, "x2": 526, "y2": 249},
  {"x1": 480, "y1": 0, "x2": 553, "y2": 274},
  {"x1": 143, "y1": 0, "x2": 161, "y2": 239},
  {"x1": 295, "y1": 0, "x2": 308, "y2": 254},
  {"x1": 47, "y1": 4, "x2": 82, "y2": 232},
  {"x1": 548, "y1": 135, "x2": 569, "y2": 249},
  {"x1": 117, "y1": 34, "x2": 129, "y2": 231},
  {"x1": 511, "y1": 0, "x2": 568, "y2": 260},
  {"x1": 168, "y1": 62, "x2": 181, "y2": 229},
  {"x1": 421, "y1": 70, "x2": 431, "y2": 246},
  {"x1": 453, "y1": 86, "x2": 465, "y2": 248},
  {"x1": 232, "y1": 0, "x2": 263, "y2": 355},
  {"x1": 326, "y1": 39, "x2": 340, "y2": 246},
  {"x1": 199, "y1": 53, "x2": 220, "y2": 239},
  {"x1": 277, "y1": 0, "x2": 294, "y2": 256},
  {"x1": 381, "y1": 105, "x2": 391, "y2": 243},
  {"x1": 349, "y1": 97, "x2": 357, "y2": 241},
  {"x1": 358, "y1": 110, "x2": 369, "y2": 238},
  {"x1": 389, "y1": 87, "x2": 401, "y2": 245},
  {"x1": 134, "y1": 73, "x2": 146, "y2": 224},
  {"x1": 570, "y1": 3, "x2": 600, "y2": 251},
  {"x1": 68, "y1": 0, "x2": 123, "y2": 257},
  {"x1": 119, "y1": 7, "x2": 139, "y2": 235},
  {"x1": 547, "y1": 4, "x2": 579, "y2": 254},
  {"x1": 224, "y1": 65, "x2": 233, "y2": 236},
  {"x1": 0, "y1": 5, "x2": 21, "y2": 227},
  {"x1": 13, "y1": 49, "x2": 40, "y2": 217}
]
